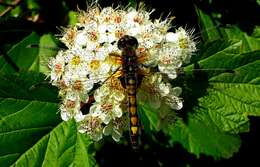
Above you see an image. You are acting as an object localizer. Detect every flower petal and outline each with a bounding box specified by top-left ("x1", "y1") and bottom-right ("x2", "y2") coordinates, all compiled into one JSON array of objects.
[
  {"x1": 112, "y1": 128, "x2": 122, "y2": 142},
  {"x1": 114, "y1": 105, "x2": 123, "y2": 118}
]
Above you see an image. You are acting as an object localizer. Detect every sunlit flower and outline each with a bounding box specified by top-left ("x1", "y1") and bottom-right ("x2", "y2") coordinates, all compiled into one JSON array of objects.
[
  {"x1": 78, "y1": 113, "x2": 103, "y2": 141},
  {"x1": 90, "y1": 83, "x2": 125, "y2": 124},
  {"x1": 48, "y1": 51, "x2": 66, "y2": 85},
  {"x1": 49, "y1": 5, "x2": 196, "y2": 143},
  {"x1": 59, "y1": 91, "x2": 84, "y2": 122},
  {"x1": 164, "y1": 86, "x2": 183, "y2": 110},
  {"x1": 89, "y1": 101, "x2": 122, "y2": 124},
  {"x1": 87, "y1": 59, "x2": 112, "y2": 83},
  {"x1": 166, "y1": 27, "x2": 196, "y2": 63},
  {"x1": 60, "y1": 27, "x2": 78, "y2": 48},
  {"x1": 103, "y1": 116, "x2": 127, "y2": 142},
  {"x1": 138, "y1": 73, "x2": 183, "y2": 110}
]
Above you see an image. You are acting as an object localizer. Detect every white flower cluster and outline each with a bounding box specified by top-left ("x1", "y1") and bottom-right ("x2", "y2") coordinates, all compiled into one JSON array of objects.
[{"x1": 48, "y1": 6, "x2": 196, "y2": 142}]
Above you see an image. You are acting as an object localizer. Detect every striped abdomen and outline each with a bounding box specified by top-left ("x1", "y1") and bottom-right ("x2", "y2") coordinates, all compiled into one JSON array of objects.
[
  {"x1": 118, "y1": 35, "x2": 140, "y2": 149},
  {"x1": 125, "y1": 66, "x2": 139, "y2": 149}
]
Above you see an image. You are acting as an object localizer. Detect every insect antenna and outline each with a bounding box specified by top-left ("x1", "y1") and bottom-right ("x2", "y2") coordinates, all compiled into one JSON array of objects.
[
  {"x1": 26, "y1": 44, "x2": 67, "y2": 51},
  {"x1": 28, "y1": 81, "x2": 51, "y2": 91},
  {"x1": 178, "y1": 67, "x2": 235, "y2": 74}
]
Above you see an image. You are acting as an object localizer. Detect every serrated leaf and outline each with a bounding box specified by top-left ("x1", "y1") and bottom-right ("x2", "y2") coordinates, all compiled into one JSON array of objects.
[
  {"x1": 195, "y1": 8, "x2": 221, "y2": 42},
  {"x1": 222, "y1": 26, "x2": 260, "y2": 52},
  {"x1": 0, "y1": 72, "x2": 61, "y2": 166},
  {"x1": 167, "y1": 31, "x2": 260, "y2": 158},
  {"x1": 167, "y1": 114, "x2": 241, "y2": 159},
  {"x1": 0, "y1": 72, "x2": 95, "y2": 166},
  {"x1": 0, "y1": 32, "x2": 40, "y2": 73},
  {"x1": 11, "y1": 120, "x2": 95, "y2": 167},
  {"x1": 204, "y1": 60, "x2": 260, "y2": 133},
  {"x1": 195, "y1": 39, "x2": 238, "y2": 61},
  {"x1": 38, "y1": 34, "x2": 59, "y2": 75},
  {"x1": 196, "y1": 8, "x2": 260, "y2": 53},
  {"x1": 0, "y1": 32, "x2": 59, "y2": 75},
  {"x1": 186, "y1": 40, "x2": 242, "y2": 78}
]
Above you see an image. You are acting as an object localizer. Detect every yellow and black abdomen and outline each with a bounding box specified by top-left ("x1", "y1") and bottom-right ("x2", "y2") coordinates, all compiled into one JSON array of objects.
[
  {"x1": 118, "y1": 35, "x2": 140, "y2": 149},
  {"x1": 125, "y1": 70, "x2": 139, "y2": 149}
]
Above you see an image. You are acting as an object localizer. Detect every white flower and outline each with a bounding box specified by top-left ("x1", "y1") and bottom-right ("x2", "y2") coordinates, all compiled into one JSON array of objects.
[
  {"x1": 60, "y1": 27, "x2": 77, "y2": 48},
  {"x1": 103, "y1": 122, "x2": 122, "y2": 142},
  {"x1": 94, "y1": 83, "x2": 125, "y2": 102},
  {"x1": 48, "y1": 51, "x2": 65, "y2": 84},
  {"x1": 87, "y1": 59, "x2": 112, "y2": 83},
  {"x1": 74, "y1": 31, "x2": 88, "y2": 46},
  {"x1": 49, "y1": 5, "x2": 196, "y2": 143},
  {"x1": 165, "y1": 32, "x2": 178, "y2": 42},
  {"x1": 103, "y1": 116, "x2": 128, "y2": 142},
  {"x1": 139, "y1": 73, "x2": 183, "y2": 110},
  {"x1": 167, "y1": 27, "x2": 196, "y2": 63},
  {"x1": 90, "y1": 84, "x2": 125, "y2": 124},
  {"x1": 98, "y1": 24, "x2": 117, "y2": 43},
  {"x1": 157, "y1": 43, "x2": 183, "y2": 79},
  {"x1": 59, "y1": 91, "x2": 84, "y2": 122},
  {"x1": 89, "y1": 102, "x2": 122, "y2": 124},
  {"x1": 78, "y1": 113, "x2": 103, "y2": 141}
]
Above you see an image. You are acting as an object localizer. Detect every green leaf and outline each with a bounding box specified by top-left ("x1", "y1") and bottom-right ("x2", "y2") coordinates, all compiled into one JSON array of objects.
[
  {"x1": 195, "y1": 8, "x2": 221, "y2": 42},
  {"x1": 38, "y1": 34, "x2": 59, "y2": 75},
  {"x1": 0, "y1": 72, "x2": 59, "y2": 103},
  {"x1": 192, "y1": 52, "x2": 260, "y2": 134},
  {"x1": 0, "y1": 32, "x2": 40, "y2": 73},
  {"x1": 166, "y1": 34, "x2": 260, "y2": 158},
  {"x1": 0, "y1": 72, "x2": 60, "y2": 166},
  {"x1": 26, "y1": 0, "x2": 40, "y2": 10},
  {"x1": 196, "y1": 8, "x2": 260, "y2": 52},
  {"x1": 167, "y1": 114, "x2": 241, "y2": 159},
  {"x1": 0, "y1": 72, "x2": 95, "y2": 166},
  {"x1": 11, "y1": 120, "x2": 95, "y2": 167},
  {"x1": 68, "y1": 11, "x2": 78, "y2": 26},
  {"x1": 0, "y1": 33, "x2": 59, "y2": 75},
  {"x1": 139, "y1": 103, "x2": 160, "y2": 132},
  {"x1": 222, "y1": 26, "x2": 260, "y2": 52},
  {"x1": 252, "y1": 26, "x2": 260, "y2": 38},
  {"x1": 10, "y1": 6, "x2": 22, "y2": 17},
  {"x1": 140, "y1": 102, "x2": 177, "y2": 132}
]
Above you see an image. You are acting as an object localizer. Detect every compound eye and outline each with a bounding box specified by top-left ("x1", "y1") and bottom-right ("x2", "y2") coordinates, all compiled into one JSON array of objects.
[{"x1": 118, "y1": 35, "x2": 139, "y2": 50}]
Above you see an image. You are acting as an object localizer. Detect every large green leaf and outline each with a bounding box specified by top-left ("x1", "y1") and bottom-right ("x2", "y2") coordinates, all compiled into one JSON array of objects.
[
  {"x1": 38, "y1": 34, "x2": 59, "y2": 75},
  {"x1": 0, "y1": 33, "x2": 59, "y2": 75},
  {"x1": 206, "y1": 60, "x2": 260, "y2": 133},
  {"x1": 165, "y1": 35, "x2": 260, "y2": 158},
  {"x1": 222, "y1": 26, "x2": 260, "y2": 52},
  {"x1": 0, "y1": 72, "x2": 59, "y2": 103},
  {"x1": 139, "y1": 103, "x2": 160, "y2": 133},
  {"x1": 0, "y1": 32, "x2": 40, "y2": 73},
  {"x1": 11, "y1": 120, "x2": 95, "y2": 167},
  {"x1": 195, "y1": 7, "x2": 221, "y2": 42},
  {"x1": 196, "y1": 7, "x2": 260, "y2": 52},
  {"x1": 0, "y1": 72, "x2": 95, "y2": 166},
  {"x1": 167, "y1": 114, "x2": 241, "y2": 159}
]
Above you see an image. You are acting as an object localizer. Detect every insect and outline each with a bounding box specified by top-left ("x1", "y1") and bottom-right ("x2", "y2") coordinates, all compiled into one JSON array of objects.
[
  {"x1": 0, "y1": 5, "x2": 235, "y2": 150},
  {"x1": 115, "y1": 35, "x2": 145, "y2": 149}
]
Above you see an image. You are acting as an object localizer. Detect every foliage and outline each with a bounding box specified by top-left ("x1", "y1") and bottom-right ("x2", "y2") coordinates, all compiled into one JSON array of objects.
[{"x1": 0, "y1": 0, "x2": 260, "y2": 166}]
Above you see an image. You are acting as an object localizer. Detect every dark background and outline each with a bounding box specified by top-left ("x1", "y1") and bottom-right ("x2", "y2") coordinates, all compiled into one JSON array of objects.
[{"x1": 1, "y1": 0, "x2": 260, "y2": 166}]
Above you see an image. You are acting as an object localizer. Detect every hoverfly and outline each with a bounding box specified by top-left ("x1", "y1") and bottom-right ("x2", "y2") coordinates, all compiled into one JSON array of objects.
[{"x1": 0, "y1": 4, "x2": 235, "y2": 151}]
